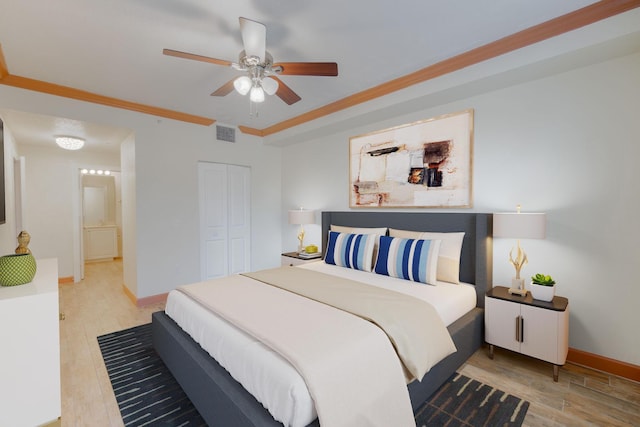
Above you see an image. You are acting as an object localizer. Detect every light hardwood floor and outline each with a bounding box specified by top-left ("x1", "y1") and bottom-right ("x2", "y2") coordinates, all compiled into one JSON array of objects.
[{"x1": 59, "y1": 260, "x2": 639, "y2": 427}]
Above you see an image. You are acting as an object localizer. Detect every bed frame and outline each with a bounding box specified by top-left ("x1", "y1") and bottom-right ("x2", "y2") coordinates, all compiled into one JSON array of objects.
[{"x1": 152, "y1": 211, "x2": 493, "y2": 426}]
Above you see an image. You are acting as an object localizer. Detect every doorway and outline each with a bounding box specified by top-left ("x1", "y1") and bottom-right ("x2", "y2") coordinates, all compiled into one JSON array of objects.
[{"x1": 75, "y1": 169, "x2": 122, "y2": 280}]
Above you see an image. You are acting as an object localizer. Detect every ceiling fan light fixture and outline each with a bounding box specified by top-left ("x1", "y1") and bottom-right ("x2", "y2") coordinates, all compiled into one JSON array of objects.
[
  {"x1": 250, "y1": 85, "x2": 265, "y2": 103},
  {"x1": 262, "y1": 77, "x2": 279, "y2": 96},
  {"x1": 233, "y1": 76, "x2": 252, "y2": 95},
  {"x1": 55, "y1": 136, "x2": 85, "y2": 150}
]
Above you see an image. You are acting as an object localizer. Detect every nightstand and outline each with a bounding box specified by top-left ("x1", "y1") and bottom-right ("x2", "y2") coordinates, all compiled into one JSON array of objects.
[
  {"x1": 281, "y1": 252, "x2": 322, "y2": 267},
  {"x1": 485, "y1": 286, "x2": 569, "y2": 381}
]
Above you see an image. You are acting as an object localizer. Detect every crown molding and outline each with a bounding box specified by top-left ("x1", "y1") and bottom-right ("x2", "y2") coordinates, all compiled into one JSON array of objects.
[
  {"x1": 241, "y1": 0, "x2": 640, "y2": 136},
  {"x1": 0, "y1": 44, "x2": 9, "y2": 79},
  {"x1": 1, "y1": 1, "x2": 639, "y2": 131},
  {"x1": 0, "y1": 68, "x2": 215, "y2": 127}
]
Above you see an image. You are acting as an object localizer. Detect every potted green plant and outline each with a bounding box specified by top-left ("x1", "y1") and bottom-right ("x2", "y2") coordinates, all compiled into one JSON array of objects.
[{"x1": 529, "y1": 273, "x2": 556, "y2": 302}]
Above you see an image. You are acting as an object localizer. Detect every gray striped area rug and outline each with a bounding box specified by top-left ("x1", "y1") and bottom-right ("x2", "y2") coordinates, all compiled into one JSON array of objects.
[
  {"x1": 98, "y1": 323, "x2": 206, "y2": 426},
  {"x1": 415, "y1": 373, "x2": 529, "y2": 426},
  {"x1": 99, "y1": 324, "x2": 528, "y2": 426}
]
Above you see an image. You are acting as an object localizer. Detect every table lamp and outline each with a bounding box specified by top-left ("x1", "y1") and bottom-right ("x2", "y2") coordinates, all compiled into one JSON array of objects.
[
  {"x1": 493, "y1": 205, "x2": 546, "y2": 296},
  {"x1": 288, "y1": 208, "x2": 315, "y2": 253}
]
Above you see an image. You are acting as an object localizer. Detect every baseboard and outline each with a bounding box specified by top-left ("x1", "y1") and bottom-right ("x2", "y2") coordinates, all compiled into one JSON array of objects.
[
  {"x1": 58, "y1": 276, "x2": 74, "y2": 284},
  {"x1": 122, "y1": 284, "x2": 137, "y2": 306},
  {"x1": 567, "y1": 347, "x2": 640, "y2": 382},
  {"x1": 121, "y1": 284, "x2": 168, "y2": 307},
  {"x1": 136, "y1": 292, "x2": 168, "y2": 307},
  {"x1": 39, "y1": 417, "x2": 61, "y2": 427}
]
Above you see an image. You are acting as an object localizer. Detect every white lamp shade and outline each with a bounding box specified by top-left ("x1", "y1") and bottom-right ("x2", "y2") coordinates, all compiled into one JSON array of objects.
[
  {"x1": 262, "y1": 77, "x2": 279, "y2": 95},
  {"x1": 288, "y1": 209, "x2": 315, "y2": 225},
  {"x1": 250, "y1": 85, "x2": 265, "y2": 103},
  {"x1": 493, "y1": 212, "x2": 546, "y2": 239},
  {"x1": 233, "y1": 76, "x2": 252, "y2": 95}
]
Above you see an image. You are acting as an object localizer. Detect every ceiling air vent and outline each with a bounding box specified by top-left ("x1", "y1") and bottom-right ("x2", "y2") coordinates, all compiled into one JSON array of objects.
[{"x1": 216, "y1": 125, "x2": 236, "y2": 143}]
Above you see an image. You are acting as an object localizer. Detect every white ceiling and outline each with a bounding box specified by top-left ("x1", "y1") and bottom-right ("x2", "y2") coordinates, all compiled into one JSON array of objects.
[
  {"x1": 1, "y1": 0, "x2": 639, "y2": 152},
  {"x1": 0, "y1": 109, "x2": 132, "y2": 153}
]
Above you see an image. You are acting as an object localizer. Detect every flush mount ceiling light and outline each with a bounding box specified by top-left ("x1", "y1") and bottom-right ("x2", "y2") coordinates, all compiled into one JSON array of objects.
[{"x1": 55, "y1": 136, "x2": 85, "y2": 150}]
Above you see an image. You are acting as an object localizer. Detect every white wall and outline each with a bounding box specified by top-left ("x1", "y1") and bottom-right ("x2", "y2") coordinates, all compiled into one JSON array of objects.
[
  {"x1": 16, "y1": 144, "x2": 120, "y2": 277},
  {"x1": 0, "y1": 86, "x2": 283, "y2": 299},
  {"x1": 121, "y1": 133, "x2": 137, "y2": 296},
  {"x1": 281, "y1": 52, "x2": 640, "y2": 366},
  {"x1": 131, "y1": 119, "x2": 282, "y2": 298}
]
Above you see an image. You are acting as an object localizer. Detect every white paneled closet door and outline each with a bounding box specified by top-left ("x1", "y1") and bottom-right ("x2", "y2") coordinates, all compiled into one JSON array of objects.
[{"x1": 198, "y1": 162, "x2": 251, "y2": 281}]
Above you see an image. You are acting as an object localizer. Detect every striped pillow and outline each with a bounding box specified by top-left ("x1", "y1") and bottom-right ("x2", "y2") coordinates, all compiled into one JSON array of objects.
[
  {"x1": 374, "y1": 235, "x2": 441, "y2": 285},
  {"x1": 324, "y1": 231, "x2": 377, "y2": 272}
]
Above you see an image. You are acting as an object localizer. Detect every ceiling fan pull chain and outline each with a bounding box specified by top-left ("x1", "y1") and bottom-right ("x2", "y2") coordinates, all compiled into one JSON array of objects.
[{"x1": 249, "y1": 100, "x2": 260, "y2": 118}]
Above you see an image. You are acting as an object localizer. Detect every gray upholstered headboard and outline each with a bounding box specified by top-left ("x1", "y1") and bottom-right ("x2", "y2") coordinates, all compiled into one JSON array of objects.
[{"x1": 321, "y1": 211, "x2": 493, "y2": 307}]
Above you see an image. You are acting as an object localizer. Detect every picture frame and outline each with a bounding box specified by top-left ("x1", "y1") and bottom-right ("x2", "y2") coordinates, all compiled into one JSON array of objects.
[{"x1": 349, "y1": 109, "x2": 473, "y2": 208}]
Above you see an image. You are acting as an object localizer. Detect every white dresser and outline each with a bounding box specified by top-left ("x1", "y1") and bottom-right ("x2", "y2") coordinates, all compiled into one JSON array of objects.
[{"x1": 0, "y1": 258, "x2": 61, "y2": 426}]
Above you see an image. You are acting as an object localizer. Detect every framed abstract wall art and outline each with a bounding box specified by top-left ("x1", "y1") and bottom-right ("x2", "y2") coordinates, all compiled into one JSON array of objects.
[{"x1": 349, "y1": 109, "x2": 473, "y2": 208}]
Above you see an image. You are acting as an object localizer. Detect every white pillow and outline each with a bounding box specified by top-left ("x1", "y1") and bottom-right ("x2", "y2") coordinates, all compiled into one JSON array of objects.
[{"x1": 388, "y1": 229, "x2": 465, "y2": 284}]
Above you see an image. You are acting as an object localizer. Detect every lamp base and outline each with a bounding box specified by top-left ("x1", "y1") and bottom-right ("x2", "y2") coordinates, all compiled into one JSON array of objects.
[{"x1": 508, "y1": 278, "x2": 527, "y2": 296}]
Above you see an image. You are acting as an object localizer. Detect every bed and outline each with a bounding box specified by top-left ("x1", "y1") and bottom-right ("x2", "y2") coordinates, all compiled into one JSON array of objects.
[{"x1": 152, "y1": 211, "x2": 493, "y2": 426}]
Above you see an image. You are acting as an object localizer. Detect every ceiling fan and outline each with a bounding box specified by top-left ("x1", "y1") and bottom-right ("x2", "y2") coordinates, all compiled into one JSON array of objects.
[{"x1": 163, "y1": 17, "x2": 338, "y2": 105}]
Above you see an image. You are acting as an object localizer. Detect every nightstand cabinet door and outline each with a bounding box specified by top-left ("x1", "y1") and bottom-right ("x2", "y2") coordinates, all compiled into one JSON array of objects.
[
  {"x1": 485, "y1": 296, "x2": 521, "y2": 353},
  {"x1": 521, "y1": 304, "x2": 568, "y2": 365}
]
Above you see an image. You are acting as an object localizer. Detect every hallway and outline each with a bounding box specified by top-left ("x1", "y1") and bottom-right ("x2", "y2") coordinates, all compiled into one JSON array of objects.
[{"x1": 59, "y1": 260, "x2": 164, "y2": 426}]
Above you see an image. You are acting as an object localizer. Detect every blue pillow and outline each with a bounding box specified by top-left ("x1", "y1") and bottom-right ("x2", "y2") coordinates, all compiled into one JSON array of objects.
[
  {"x1": 374, "y1": 235, "x2": 441, "y2": 285},
  {"x1": 324, "y1": 231, "x2": 376, "y2": 272}
]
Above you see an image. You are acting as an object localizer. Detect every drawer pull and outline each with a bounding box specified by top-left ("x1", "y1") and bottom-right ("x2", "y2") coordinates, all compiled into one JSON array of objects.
[
  {"x1": 515, "y1": 315, "x2": 524, "y2": 343},
  {"x1": 520, "y1": 316, "x2": 524, "y2": 343}
]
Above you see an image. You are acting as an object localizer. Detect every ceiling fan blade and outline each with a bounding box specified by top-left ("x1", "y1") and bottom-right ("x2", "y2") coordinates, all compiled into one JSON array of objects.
[
  {"x1": 239, "y1": 17, "x2": 266, "y2": 61},
  {"x1": 163, "y1": 48, "x2": 232, "y2": 67},
  {"x1": 210, "y1": 79, "x2": 236, "y2": 97},
  {"x1": 274, "y1": 62, "x2": 338, "y2": 76},
  {"x1": 271, "y1": 76, "x2": 301, "y2": 105}
]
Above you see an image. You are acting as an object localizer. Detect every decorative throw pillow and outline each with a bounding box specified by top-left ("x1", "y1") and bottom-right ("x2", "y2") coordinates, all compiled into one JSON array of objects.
[
  {"x1": 324, "y1": 231, "x2": 377, "y2": 272},
  {"x1": 331, "y1": 225, "x2": 387, "y2": 261},
  {"x1": 374, "y1": 235, "x2": 441, "y2": 285},
  {"x1": 389, "y1": 229, "x2": 465, "y2": 284}
]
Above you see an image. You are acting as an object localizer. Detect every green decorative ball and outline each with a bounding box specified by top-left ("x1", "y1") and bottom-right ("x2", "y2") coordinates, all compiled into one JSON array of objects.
[{"x1": 0, "y1": 254, "x2": 37, "y2": 286}]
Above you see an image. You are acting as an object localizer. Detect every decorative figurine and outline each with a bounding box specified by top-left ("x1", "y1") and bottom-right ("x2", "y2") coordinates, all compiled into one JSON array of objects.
[{"x1": 15, "y1": 231, "x2": 32, "y2": 254}]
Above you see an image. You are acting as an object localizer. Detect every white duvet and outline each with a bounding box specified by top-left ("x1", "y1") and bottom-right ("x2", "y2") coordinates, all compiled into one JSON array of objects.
[{"x1": 164, "y1": 261, "x2": 476, "y2": 427}]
